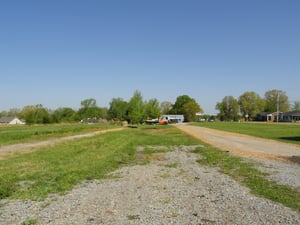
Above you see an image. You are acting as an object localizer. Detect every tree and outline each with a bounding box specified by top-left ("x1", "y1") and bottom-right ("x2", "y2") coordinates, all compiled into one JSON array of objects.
[
  {"x1": 144, "y1": 98, "x2": 161, "y2": 119},
  {"x1": 292, "y1": 101, "x2": 300, "y2": 111},
  {"x1": 127, "y1": 90, "x2": 145, "y2": 124},
  {"x1": 80, "y1": 98, "x2": 97, "y2": 108},
  {"x1": 264, "y1": 89, "x2": 290, "y2": 112},
  {"x1": 183, "y1": 100, "x2": 202, "y2": 122},
  {"x1": 20, "y1": 104, "x2": 51, "y2": 124},
  {"x1": 108, "y1": 98, "x2": 128, "y2": 121},
  {"x1": 170, "y1": 95, "x2": 193, "y2": 115},
  {"x1": 239, "y1": 91, "x2": 265, "y2": 120},
  {"x1": 216, "y1": 96, "x2": 239, "y2": 121},
  {"x1": 52, "y1": 107, "x2": 76, "y2": 123},
  {"x1": 77, "y1": 98, "x2": 100, "y2": 120},
  {"x1": 160, "y1": 101, "x2": 173, "y2": 115},
  {"x1": 170, "y1": 95, "x2": 202, "y2": 122}
]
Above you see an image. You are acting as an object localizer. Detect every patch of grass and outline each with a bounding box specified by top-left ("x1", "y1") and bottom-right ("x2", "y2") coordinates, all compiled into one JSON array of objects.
[
  {"x1": 0, "y1": 123, "x2": 114, "y2": 146},
  {"x1": 21, "y1": 218, "x2": 38, "y2": 225},
  {"x1": 165, "y1": 162, "x2": 179, "y2": 168},
  {"x1": 191, "y1": 122, "x2": 300, "y2": 145},
  {"x1": 127, "y1": 215, "x2": 140, "y2": 220},
  {"x1": 195, "y1": 145, "x2": 300, "y2": 211}
]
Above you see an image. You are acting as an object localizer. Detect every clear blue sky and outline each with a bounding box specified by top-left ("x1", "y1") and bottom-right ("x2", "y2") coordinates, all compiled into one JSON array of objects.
[{"x1": 1, "y1": 0, "x2": 299, "y2": 114}]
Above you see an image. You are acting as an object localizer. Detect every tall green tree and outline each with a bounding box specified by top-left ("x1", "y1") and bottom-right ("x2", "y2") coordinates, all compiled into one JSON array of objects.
[
  {"x1": 127, "y1": 90, "x2": 145, "y2": 124},
  {"x1": 170, "y1": 95, "x2": 193, "y2": 115},
  {"x1": 216, "y1": 96, "x2": 239, "y2": 121},
  {"x1": 170, "y1": 95, "x2": 202, "y2": 122},
  {"x1": 52, "y1": 107, "x2": 76, "y2": 123},
  {"x1": 183, "y1": 100, "x2": 202, "y2": 122},
  {"x1": 239, "y1": 91, "x2": 265, "y2": 120},
  {"x1": 108, "y1": 98, "x2": 128, "y2": 121},
  {"x1": 144, "y1": 98, "x2": 161, "y2": 119},
  {"x1": 20, "y1": 104, "x2": 51, "y2": 124},
  {"x1": 77, "y1": 98, "x2": 101, "y2": 120},
  {"x1": 264, "y1": 89, "x2": 290, "y2": 112}
]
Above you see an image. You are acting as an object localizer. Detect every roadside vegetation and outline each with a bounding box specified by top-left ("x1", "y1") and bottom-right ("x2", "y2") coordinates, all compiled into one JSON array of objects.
[
  {"x1": 0, "y1": 123, "x2": 114, "y2": 146},
  {"x1": 0, "y1": 125, "x2": 299, "y2": 211},
  {"x1": 191, "y1": 122, "x2": 300, "y2": 145},
  {"x1": 195, "y1": 145, "x2": 300, "y2": 211}
]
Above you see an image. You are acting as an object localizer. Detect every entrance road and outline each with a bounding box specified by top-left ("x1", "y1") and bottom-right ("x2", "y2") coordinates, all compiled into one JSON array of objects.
[{"x1": 175, "y1": 123, "x2": 300, "y2": 163}]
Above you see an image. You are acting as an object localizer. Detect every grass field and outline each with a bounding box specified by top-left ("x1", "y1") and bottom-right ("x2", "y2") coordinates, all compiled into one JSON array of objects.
[
  {"x1": 0, "y1": 124, "x2": 299, "y2": 211},
  {"x1": 191, "y1": 122, "x2": 300, "y2": 145},
  {"x1": 0, "y1": 123, "x2": 115, "y2": 146}
]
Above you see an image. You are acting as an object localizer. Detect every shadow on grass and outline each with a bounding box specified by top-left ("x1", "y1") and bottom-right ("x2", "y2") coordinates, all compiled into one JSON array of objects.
[{"x1": 279, "y1": 136, "x2": 300, "y2": 142}]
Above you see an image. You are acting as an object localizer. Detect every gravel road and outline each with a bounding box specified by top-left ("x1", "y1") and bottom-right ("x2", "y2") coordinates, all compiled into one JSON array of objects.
[
  {"x1": 1, "y1": 145, "x2": 299, "y2": 225},
  {"x1": 0, "y1": 125, "x2": 299, "y2": 224},
  {"x1": 174, "y1": 123, "x2": 300, "y2": 162},
  {"x1": 175, "y1": 123, "x2": 300, "y2": 188}
]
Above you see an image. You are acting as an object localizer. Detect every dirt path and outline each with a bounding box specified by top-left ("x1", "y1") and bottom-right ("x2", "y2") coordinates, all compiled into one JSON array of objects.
[
  {"x1": 175, "y1": 123, "x2": 300, "y2": 164},
  {"x1": 0, "y1": 128, "x2": 124, "y2": 160}
]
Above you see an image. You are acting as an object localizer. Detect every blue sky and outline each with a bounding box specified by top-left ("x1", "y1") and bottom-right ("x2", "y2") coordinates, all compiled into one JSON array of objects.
[{"x1": 1, "y1": 0, "x2": 299, "y2": 114}]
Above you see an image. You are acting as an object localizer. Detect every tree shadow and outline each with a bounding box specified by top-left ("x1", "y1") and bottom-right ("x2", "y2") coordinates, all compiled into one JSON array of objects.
[
  {"x1": 287, "y1": 156, "x2": 300, "y2": 164},
  {"x1": 279, "y1": 136, "x2": 300, "y2": 142}
]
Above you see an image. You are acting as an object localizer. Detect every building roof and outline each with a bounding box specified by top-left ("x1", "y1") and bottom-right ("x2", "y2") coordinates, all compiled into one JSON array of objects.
[
  {"x1": 283, "y1": 111, "x2": 300, "y2": 116},
  {"x1": 0, "y1": 116, "x2": 17, "y2": 123}
]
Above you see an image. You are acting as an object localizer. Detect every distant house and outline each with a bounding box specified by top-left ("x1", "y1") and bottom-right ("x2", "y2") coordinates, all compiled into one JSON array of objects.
[
  {"x1": 256, "y1": 112, "x2": 276, "y2": 122},
  {"x1": 257, "y1": 111, "x2": 300, "y2": 122},
  {"x1": 0, "y1": 116, "x2": 25, "y2": 125},
  {"x1": 281, "y1": 111, "x2": 300, "y2": 122}
]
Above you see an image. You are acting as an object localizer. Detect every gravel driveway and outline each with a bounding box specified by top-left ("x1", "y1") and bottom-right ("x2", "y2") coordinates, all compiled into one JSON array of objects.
[
  {"x1": 175, "y1": 123, "x2": 300, "y2": 188},
  {"x1": 0, "y1": 125, "x2": 299, "y2": 224},
  {"x1": 1, "y1": 145, "x2": 299, "y2": 225},
  {"x1": 174, "y1": 123, "x2": 300, "y2": 162}
]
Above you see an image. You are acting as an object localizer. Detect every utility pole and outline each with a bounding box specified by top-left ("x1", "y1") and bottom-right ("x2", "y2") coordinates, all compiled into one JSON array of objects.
[{"x1": 277, "y1": 91, "x2": 280, "y2": 123}]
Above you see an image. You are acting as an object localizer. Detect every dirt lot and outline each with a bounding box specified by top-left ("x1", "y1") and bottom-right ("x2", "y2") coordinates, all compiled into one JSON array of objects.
[{"x1": 175, "y1": 123, "x2": 300, "y2": 164}]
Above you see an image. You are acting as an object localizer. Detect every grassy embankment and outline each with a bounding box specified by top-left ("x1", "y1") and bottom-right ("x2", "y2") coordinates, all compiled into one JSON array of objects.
[
  {"x1": 191, "y1": 122, "x2": 300, "y2": 145},
  {"x1": 0, "y1": 124, "x2": 299, "y2": 211}
]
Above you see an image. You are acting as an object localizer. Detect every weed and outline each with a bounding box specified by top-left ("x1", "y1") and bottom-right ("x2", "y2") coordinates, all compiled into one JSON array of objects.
[
  {"x1": 165, "y1": 162, "x2": 179, "y2": 168},
  {"x1": 127, "y1": 215, "x2": 140, "y2": 220},
  {"x1": 21, "y1": 218, "x2": 38, "y2": 225}
]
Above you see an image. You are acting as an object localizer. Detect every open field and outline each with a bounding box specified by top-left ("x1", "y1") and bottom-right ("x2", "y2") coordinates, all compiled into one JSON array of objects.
[
  {"x1": 0, "y1": 126, "x2": 199, "y2": 200},
  {"x1": 0, "y1": 125, "x2": 299, "y2": 213},
  {"x1": 0, "y1": 123, "x2": 115, "y2": 146},
  {"x1": 191, "y1": 122, "x2": 300, "y2": 145}
]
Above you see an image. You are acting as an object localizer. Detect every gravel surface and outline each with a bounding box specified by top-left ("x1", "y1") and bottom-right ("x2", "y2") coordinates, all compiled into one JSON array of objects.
[
  {"x1": 1, "y1": 145, "x2": 299, "y2": 225},
  {"x1": 175, "y1": 124, "x2": 300, "y2": 162}
]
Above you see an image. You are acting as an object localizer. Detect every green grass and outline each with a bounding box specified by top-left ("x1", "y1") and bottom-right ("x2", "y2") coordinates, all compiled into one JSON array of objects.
[
  {"x1": 195, "y1": 145, "x2": 300, "y2": 211},
  {"x1": 0, "y1": 125, "x2": 299, "y2": 211},
  {"x1": 191, "y1": 122, "x2": 300, "y2": 145},
  {"x1": 0, "y1": 125, "x2": 199, "y2": 200},
  {"x1": 0, "y1": 123, "x2": 115, "y2": 146}
]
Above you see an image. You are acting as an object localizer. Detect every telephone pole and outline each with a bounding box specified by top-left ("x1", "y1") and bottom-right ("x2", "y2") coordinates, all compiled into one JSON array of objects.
[{"x1": 277, "y1": 92, "x2": 280, "y2": 123}]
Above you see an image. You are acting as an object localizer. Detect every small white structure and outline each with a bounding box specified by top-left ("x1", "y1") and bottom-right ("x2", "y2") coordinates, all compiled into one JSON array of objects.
[
  {"x1": 161, "y1": 115, "x2": 184, "y2": 123},
  {"x1": 0, "y1": 116, "x2": 25, "y2": 125}
]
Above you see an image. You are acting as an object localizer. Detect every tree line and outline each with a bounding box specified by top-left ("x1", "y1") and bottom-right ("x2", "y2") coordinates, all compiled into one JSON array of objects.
[
  {"x1": 215, "y1": 89, "x2": 300, "y2": 121},
  {"x1": 1, "y1": 89, "x2": 298, "y2": 124},
  {"x1": 0, "y1": 90, "x2": 202, "y2": 124}
]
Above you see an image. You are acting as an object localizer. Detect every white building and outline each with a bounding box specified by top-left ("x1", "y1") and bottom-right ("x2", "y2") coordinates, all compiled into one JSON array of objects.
[
  {"x1": 0, "y1": 116, "x2": 25, "y2": 125},
  {"x1": 161, "y1": 115, "x2": 184, "y2": 123}
]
